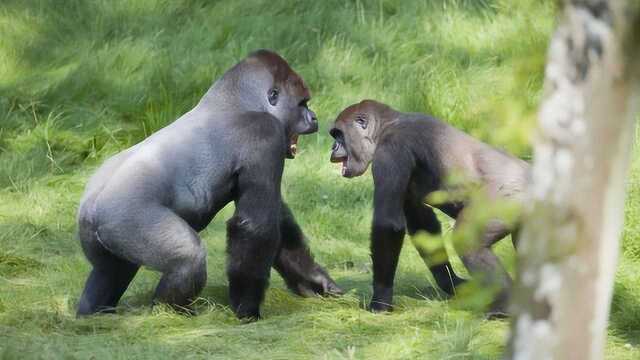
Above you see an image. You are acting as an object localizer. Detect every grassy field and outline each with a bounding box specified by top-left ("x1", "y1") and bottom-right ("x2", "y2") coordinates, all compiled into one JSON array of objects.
[{"x1": 1, "y1": 0, "x2": 639, "y2": 359}]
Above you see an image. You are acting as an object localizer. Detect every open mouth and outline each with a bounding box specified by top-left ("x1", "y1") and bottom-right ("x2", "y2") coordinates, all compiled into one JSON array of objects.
[
  {"x1": 287, "y1": 134, "x2": 299, "y2": 159},
  {"x1": 330, "y1": 155, "x2": 348, "y2": 176}
]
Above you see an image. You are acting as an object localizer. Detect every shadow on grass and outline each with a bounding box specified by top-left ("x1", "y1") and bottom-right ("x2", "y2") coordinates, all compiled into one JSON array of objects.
[
  {"x1": 118, "y1": 267, "x2": 451, "y2": 317},
  {"x1": 92, "y1": 284, "x2": 231, "y2": 317},
  {"x1": 609, "y1": 282, "x2": 640, "y2": 345},
  {"x1": 199, "y1": 285, "x2": 231, "y2": 307}
]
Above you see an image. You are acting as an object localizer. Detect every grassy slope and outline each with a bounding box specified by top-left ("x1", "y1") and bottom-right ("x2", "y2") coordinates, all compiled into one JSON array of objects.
[{"x1": 0, "y1": 0, "x2": 638, "y2": 358}]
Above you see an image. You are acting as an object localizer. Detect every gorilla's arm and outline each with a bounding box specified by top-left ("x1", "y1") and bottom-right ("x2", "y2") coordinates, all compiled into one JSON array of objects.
[
  {"x1": 226, "y1": 132, "x2": 284, "y2": 320},
  {"x1": 369, "y1": 146, "x2": 413, "y2": 312},
  {"x1": 274, "y1": 202, "x2": 342, "y2": 296}
]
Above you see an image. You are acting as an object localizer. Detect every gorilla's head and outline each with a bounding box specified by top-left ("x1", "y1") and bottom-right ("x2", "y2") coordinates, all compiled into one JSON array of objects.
[
  {"x1": 330, "y1": 100, "x2": 395, "y2": 177},
  {"x1": 211, "y1": 50, "x2": 318, "y2": 158}
]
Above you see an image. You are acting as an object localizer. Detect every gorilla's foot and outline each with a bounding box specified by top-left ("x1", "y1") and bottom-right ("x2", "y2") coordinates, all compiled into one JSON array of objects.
[{"x1": 485, "y1": 291, "x2": 511, "y2": 319}]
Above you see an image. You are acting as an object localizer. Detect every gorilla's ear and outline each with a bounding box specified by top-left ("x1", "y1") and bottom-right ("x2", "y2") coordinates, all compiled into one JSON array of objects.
[{"x1": 268, "y1": 88, "x2": 279, "y2": 106}]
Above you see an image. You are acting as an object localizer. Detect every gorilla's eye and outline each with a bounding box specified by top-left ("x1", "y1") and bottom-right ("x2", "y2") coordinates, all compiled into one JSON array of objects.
[
  {"x1": 355, "y1": 115, "x2": 367, "y2": 129},
  {"x1": 268, "y1": 88, "x2": 279, "y2": 106}
]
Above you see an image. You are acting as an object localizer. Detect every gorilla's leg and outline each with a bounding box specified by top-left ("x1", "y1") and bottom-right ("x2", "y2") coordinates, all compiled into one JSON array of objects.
[
  {"x1": 454, "y1": 212, "x2": 512, "y2": 315},
  {"x1": 404, "y1": 201, "x2": 465, "y2": 296},
  {"x1": 461, "y1": 248, "x2": 511, "y2": 316},
  {"x1": 273, "y1": 202, "x2": 342, "y2": 297},
  {"x1": 77, "y1": 231, "x2": 139, "y2": 316},
  {"x1": 153, "y1": 251, "x2": 207, "y2": 311},
  {"x1": 94, "y1": 207, "x2": 207, "y2": 312},
  {"x1": 148, "y1": 216, "x2": 207, "y2": 310},
  {"x1": 77, "y1": 265, "x2": 139, "y2": 315}
]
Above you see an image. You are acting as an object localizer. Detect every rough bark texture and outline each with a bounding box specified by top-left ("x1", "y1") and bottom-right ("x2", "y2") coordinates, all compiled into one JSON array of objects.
[{"x1": 507, "y1": 1, "x2": 640, "y2": 359}]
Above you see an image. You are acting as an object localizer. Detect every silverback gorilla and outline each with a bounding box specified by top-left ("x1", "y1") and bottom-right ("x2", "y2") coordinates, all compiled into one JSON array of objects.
[
  {"x1": 329, "y1": 100, "x2": 529, "y2": 315},
  {"x1": 77, "y1": 50, "x2": 341, "y2": 320}
]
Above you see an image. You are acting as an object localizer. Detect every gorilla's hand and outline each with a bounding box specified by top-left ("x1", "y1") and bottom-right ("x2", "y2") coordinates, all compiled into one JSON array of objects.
[
  {"x1": 291, "y1": 264, "x2": 343, "y2": 297},
  {"x1": 274, "y1": 246, "x2": 343, "y2": 298},
  {"x1": 369, "y1": 285, "x2": 393, "y2": 313}
]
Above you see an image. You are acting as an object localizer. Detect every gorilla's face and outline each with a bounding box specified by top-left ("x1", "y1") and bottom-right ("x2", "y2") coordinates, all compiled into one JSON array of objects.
[
  {"x1": 265, "y1": 77, "x2": 318, "y2": 159},
  {"x1": 240, "y1": 50, "x2": 318, "y2": 159},
  {"x1": 329, "y1": 103, "x2": 377, "y2": 178},
  {"x1": 221, "y1": 50, "x2": 319, "y2": 159}
]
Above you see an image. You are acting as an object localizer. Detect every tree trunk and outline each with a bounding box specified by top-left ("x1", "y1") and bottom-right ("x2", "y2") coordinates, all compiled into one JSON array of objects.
[{"x1": 506, "y1": 1, "x2": 640, "y2": 359}]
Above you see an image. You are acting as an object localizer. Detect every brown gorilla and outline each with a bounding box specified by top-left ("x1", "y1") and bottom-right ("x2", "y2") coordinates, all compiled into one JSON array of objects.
[
  {"x1": 329, "y1": 99, "x2": 529, "y2": 315},
  {"x1": 76, "y1": 50, "x2": 341, "y2": 320}
]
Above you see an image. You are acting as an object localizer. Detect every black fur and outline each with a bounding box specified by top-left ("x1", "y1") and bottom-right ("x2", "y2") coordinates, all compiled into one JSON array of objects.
[
  {"x1": 369, "y1": 116, "x2": 465, "y2": 311},
  {"x1": 330, "y1": 100, "x2": 529, "y2": 315}
]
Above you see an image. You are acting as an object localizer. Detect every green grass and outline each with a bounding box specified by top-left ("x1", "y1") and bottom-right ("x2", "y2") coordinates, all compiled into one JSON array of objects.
[{"x1": 0, "y1": 0, "x2": 638, "y2": 358}]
